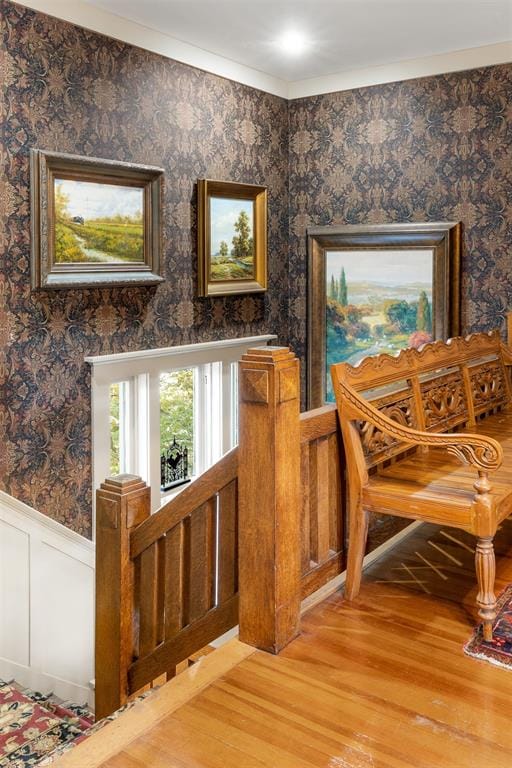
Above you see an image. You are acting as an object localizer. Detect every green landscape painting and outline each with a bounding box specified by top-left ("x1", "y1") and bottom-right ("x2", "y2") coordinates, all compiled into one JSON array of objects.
[
  {"x1": 210, "y1": 197, "x2": 254, "y2": 280},
  {"x1": 326, "y1": 250, "x2": 433, "y2": 401},
  {"x1": 54, "y1": 178, "x2": 144, "y2": 263}
]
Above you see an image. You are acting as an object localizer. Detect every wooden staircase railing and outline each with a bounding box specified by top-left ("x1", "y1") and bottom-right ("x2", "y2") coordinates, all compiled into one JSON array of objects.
[
  {"x1": 299, "y1": 404, "x2": 344, "y2": 598},
  {"x1": 95, "y1": 346, "x2": 345, "y2": 719},
  {"x1": 95, "y1": 450, "x2": 238, "y2": 720}
]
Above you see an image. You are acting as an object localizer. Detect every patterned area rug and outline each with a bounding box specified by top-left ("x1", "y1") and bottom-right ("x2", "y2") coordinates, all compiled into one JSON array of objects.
[
  {"x1": 0, "y1": 681, "x2": 94, "y2": 766},
  {"x1": 464, "y1": 584, "x2": 512, "y2": 669}
]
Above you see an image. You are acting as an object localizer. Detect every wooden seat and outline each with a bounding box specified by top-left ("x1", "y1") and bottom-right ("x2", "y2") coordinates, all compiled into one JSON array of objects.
[
  {"x1": 331, "y1": 331, "x2": 512, "y2": 641},
  {"x1": 368, "y1": 413, "x2": 512, "y2": 525}
]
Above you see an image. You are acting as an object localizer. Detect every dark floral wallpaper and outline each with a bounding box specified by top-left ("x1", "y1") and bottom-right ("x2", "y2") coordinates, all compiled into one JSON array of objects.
[
  {"x1": 0, "y1": 0, "x2": 289, "y2": 536},
  {"x1": 288, "y1": 64, "x2": 512, "y2": 364},
  {"x1": 2, "y1": 0, "x2": 511, "y2": 546},
  {"x1": 288, "y1": 63, "x2": 512, "y2": 548}
]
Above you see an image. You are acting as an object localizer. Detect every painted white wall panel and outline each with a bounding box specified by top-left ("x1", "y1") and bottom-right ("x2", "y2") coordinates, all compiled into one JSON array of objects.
[
  {"x1": 0, "y1": 492, "x2": 94, "y2": 705},
  {"x1": 0, "y1": 519, "x2": 30, "y2": 667},
  {"x1": 31, "y1": 543, "x2": 94, "y2": 685}
]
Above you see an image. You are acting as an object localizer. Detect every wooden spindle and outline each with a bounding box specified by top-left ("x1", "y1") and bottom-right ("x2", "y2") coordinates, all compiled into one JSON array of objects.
[
  {"x1": 238, "y1": 346, "x2": 302, "y2": 653},
  {"x1": 95, "y1": 474, "x2": 150, "y2": 720}
]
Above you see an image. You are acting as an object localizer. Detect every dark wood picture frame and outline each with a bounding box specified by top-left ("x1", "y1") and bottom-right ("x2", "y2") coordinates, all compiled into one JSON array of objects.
[
  {"x1": 307, "y1": 222, "x2": 462, "y2": 408},
  {"x1": 30, "y1": 149, "x2": 164, "y2": 289},
  {"x1": 197, "y1": 179, "x2": 267, "y2": 297}
]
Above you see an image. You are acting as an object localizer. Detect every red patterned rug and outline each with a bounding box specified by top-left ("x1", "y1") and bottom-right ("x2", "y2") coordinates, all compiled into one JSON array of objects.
[
  {"x1": 0, "y1": 681, "x2": 94, "y2": 766},
  {"x1": 464, "y1": 584, "x2": 512, "y2": 669}
]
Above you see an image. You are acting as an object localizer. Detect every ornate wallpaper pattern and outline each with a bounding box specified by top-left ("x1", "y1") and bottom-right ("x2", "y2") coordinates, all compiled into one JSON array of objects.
[
  {"x1": 288, "y1": 64, "x2": 512, "y2": 548},
  {"x1": 288, "y1": 64, "x2": 512, "y2": 366},
  {"x1": 2, "y1": 0, "x2": 511, "y2": 544},
  {"x1": 0, "y1": 1, "x2": 289, "y2": 536}
]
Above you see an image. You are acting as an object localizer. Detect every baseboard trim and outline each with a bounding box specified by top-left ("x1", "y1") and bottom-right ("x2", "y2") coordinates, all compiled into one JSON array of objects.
[
  {"x1": 0, "y1": 657, "x2": 92, "y2": 706},
  {"x1": 301, "y1": 521, "x2": 423, "y2": 615}
]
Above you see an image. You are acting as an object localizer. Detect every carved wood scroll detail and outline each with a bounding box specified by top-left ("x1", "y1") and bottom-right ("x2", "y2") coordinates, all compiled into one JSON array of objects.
[
  {"x1": 334, "y1": 376, "x2": 503, "y2": 472},
  {"x1": 358, "y1": 393, "x2": 415, "y2": 464},
  {"x1": 343, "y1": 331, "x2": 502, "y2": 392},
  {"x1": 421, "y1": 372, "x2": 467, "y2": 431},
  {"x1": 470, "y1": 362, "x2": 507, "y2": 411}
]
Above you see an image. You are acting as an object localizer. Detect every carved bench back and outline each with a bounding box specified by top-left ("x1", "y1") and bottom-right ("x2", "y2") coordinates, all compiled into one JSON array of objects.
[{"x1": 333, "y1": 331, "x2": 511, "y2": 470}]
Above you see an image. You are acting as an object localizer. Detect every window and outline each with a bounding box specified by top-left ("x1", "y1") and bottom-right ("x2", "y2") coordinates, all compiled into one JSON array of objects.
[
  {"x1": 88, "y1": 335, "x2": 276, "y2": 527},
  {"x1": 109, "y1": 381, "x2": 130, "y2": 475},
  {"x1": 160, "y1": 369, "x2": 195, "y2": 488}
]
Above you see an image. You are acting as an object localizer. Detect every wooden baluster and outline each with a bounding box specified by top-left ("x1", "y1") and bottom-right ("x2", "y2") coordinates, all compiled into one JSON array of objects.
[
  {"x1": 238, "y1": 347, "x2": 301, "y2": 653},
  {"x1": 163, "y1": 520, "x2": 187, "y2": 680},
  {"x1": 309, "y1": 437, "x2": 331, "y2": 565},
  {"x1": 300, "y1": 443, "x2": 312, "y2": 573},
  {"x1": 164, "y1": 521, "x2": 186, "y2": 638},
  {"x1": 328, "y1": 432, "x2": 342, "y2": 553},
  {"x1": 218, "y1": 480, "x2": 238, "y2": 603},
  {"x1": 138, "y1": 542, "x2": 160, "y2": 659},
  {"x1": 188, "y1": 499, "x2": 216, "y2": 623},
  {"x1": 95, "y1": 474, "x2": 150, "y2": 720}
]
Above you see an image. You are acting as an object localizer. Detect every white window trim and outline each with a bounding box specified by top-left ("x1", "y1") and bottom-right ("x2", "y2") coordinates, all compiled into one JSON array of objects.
[{"x1": 87, "y1": 334, "x2": 277, "y2": 538}]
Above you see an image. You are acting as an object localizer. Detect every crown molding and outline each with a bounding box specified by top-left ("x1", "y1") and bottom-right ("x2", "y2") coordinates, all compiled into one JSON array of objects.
[
  {"x1": 13, "y1": 0, "x2": 289, "y2": 98},
  {"x1": 12, "y1": 2, "x2": 512, "y2": 100},
  {"x1": 288, "y1": 41, "x2": 512, "y2": 100}
]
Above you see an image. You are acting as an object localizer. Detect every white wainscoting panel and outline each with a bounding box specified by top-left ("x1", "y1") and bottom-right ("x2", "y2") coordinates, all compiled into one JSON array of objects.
[
  {"x1": 0, "y1": 491, "x2": 95, "y2": 706},
  {"x1": 0, "y1": 519, "x2": 30, "y2": 666}
]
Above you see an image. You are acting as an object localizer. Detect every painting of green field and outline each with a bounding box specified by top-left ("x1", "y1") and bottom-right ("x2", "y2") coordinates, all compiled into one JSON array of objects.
[
  {"x1": 209, "y1": 197, "x2": 254, "y2": 280},
  {"x1": 325, "y1": 250, "x2": 433, "y2": 401},
  {"x1": 54, "y1": 178, "x2": 144, "y2": 264}
]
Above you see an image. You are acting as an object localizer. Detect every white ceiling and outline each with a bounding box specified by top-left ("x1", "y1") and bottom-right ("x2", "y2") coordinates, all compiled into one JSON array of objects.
[
  {"x1": 18, "y1": 1, "x2": 512, "y2": 97},
  {"x1": 84, "y1": 0, "x2": 512, "y2": 81}
]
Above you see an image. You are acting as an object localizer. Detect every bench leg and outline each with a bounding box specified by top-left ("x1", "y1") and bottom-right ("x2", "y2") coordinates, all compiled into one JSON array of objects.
[
  {"x1": 475, "y1": 536, "x2": 496, "y2": 642},
  {"x1": 345, "y1": 504, "x2": 370, "y2": 601}
]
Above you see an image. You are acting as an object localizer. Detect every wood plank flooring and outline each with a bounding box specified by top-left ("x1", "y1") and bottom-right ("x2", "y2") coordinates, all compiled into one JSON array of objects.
[{"x1": 58, "y1": 521, "x2": 512, "y2": 768}]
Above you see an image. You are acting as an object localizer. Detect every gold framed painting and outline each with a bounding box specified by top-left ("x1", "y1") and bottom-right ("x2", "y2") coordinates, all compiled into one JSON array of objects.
[
  {"x1": 197, "y1": 179, "x2": 267, "y2": 296},
  {"x1": 30, "y1": 149, "x2": 164, "y2": 289}
]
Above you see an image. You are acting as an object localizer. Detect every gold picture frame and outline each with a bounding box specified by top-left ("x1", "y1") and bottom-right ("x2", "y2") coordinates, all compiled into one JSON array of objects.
[
  {"x1": 30, "y1": 149, "x2": 164, "y2": 289},
  {"x1": 197, "y1": 179, "x2": 267, "y2": 296}
]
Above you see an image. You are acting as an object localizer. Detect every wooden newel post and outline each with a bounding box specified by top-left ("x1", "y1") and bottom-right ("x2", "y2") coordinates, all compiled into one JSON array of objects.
[
  {"x1": 95, "y1": 474, "x2": 150, "y2": 720},
  {"x1": 238, "y1": 346, "x2": 302, "y2": 653},
  {"x1": 507, "y1": 311, "x2": 512, "y2": 346}
]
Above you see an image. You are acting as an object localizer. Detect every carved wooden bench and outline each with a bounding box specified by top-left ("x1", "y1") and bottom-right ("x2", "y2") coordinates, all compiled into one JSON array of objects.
[{"x1": 331, "y1": 331, "x2": 512, "y2": 640}]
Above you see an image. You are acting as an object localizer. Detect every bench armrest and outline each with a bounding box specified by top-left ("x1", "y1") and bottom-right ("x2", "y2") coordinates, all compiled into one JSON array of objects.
[{"x1": 335, "y1": 379, "x2": 503, "y2": 472}]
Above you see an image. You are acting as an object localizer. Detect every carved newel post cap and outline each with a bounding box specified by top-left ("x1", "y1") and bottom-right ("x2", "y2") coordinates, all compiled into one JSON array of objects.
[
  {"x1": 100, "y1": 474, "x2": 146, "y2": 493},
  {"x1": 241, "y1": 346, "x2": 297, "y2": 364}
]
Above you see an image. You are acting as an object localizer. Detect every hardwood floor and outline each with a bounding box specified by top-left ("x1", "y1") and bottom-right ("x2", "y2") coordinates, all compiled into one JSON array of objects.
[{"x1": 58, "y1": 521, "x2": 512, "y2": 768}]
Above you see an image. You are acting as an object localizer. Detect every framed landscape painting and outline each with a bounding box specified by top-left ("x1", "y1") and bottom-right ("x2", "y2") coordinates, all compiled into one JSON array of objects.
[
  {"x1": 307, "y1": 222, "x2": 461, "y2": 408},
  {"x1": 30, "y1": 149, "x2": 164, "y2": 289},
  {"x1": 197, "y1": 179, "x2": 267, "y2": 296}
]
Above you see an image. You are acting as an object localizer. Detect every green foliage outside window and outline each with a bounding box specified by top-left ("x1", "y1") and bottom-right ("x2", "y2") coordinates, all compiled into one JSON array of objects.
[
  {"x1": 109, "y1": 370, "x2": 195, "y2": 479},
  {"x1": 110, "y1": 383, "x2": 120, "y2": 475},
  {"x1": 160, "y1": 369, "x2": 195, "y2": 475}
]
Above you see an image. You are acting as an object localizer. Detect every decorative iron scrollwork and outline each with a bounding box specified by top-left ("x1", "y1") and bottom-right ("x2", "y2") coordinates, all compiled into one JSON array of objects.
[{"x1": 160, "y1": 437, "x2": 190, "y2": 491}]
